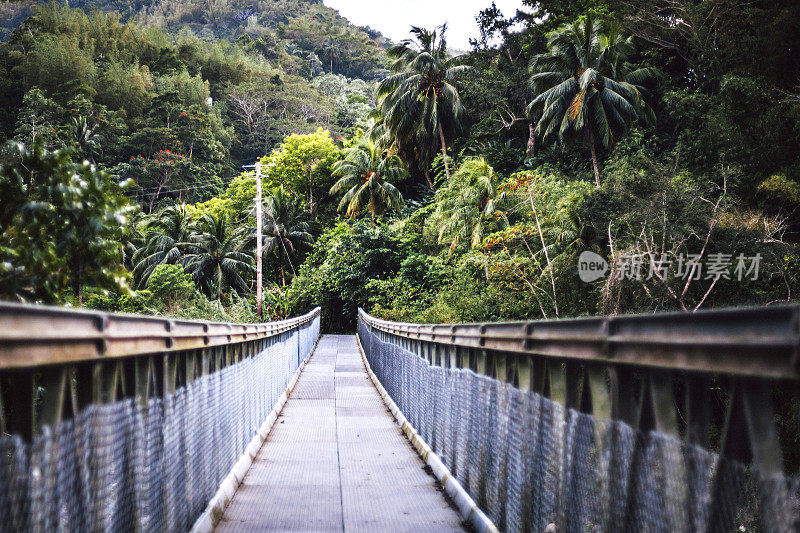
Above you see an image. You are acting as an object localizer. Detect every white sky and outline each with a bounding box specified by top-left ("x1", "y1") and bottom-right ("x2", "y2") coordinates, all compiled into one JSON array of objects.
[{"x1": 323, "y1": 0, "x2": 526, "y2": 50}]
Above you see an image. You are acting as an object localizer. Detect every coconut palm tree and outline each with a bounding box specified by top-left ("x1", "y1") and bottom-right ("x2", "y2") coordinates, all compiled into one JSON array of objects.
[
  {"x1": 262, "y1": 186, "x2": 314, "y2": 286},
  {"x1": 527, "y1": 15, "x2": 656, "y2": 187},
  {"x1": 376, "y1": 24, "x2": 468, "y2": 187},
  {"x1": 132, "y1": 204, "x2": 193, "y2": 287},
  {"x1": 122, "y1": 212, "x2": 149, "y2": 273},
  {"x1": 183, "y1": 212, "x2": 254, "y2": 299},
  {"x1": 330, "y1": 139, "x2": 405, "y2": 223}
]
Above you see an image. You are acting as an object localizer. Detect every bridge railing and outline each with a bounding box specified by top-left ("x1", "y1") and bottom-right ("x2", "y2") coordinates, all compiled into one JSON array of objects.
[
  {"x1": 358, "y1": 306, "x2": 800, "y2": 532},
  {"x1": 0, "y1": 302, "x2": 320, "y2": 531}
]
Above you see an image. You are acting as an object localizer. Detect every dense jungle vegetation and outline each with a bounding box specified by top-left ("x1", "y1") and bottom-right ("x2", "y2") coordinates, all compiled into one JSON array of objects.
[{"x1": 1, "y1": 0, "x2": 799, "y2": 332}]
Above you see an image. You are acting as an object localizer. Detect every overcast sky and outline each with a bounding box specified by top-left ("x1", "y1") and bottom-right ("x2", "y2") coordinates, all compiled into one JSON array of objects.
[{"x1": 323, "y1": 0, "x2": 526, "y2": 50}]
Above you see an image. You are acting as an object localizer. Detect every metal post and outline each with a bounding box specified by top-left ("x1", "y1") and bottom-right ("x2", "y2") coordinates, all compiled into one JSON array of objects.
[{"x1": 255, "y1": 162, "x2": 263, "y2": 322}]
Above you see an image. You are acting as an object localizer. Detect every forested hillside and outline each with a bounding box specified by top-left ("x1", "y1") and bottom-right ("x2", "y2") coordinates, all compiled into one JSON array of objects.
[
  {"x1": 1, "y1": 0, "x2": 799, "y2": 332},
  {"x1": 0, "y1": 0, "x2": 387, "y2": 180}
]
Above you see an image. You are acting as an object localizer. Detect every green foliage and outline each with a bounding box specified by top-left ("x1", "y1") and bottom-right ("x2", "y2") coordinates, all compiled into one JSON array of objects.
[
  {"x1": 758, "y1": 174, "x2": 800, "y2": 222},
  {"x1": 528, "y1": 15, "x2": 657, "y2": 186},
  {"x1": 236, "y1": 185, "x2": 314, "y2": 286},
  {"x1": 146, "y1": 263, "x2": 196, "y2": 312},
  {"x1": 426, "y1": 158, "x2": 506, "y2": 251},
  {"x1": 1, "y1": 2, "x2": 800, "y2": 330},
  {"x1": 330, "y1": 138, "x2": 405, "y2": 221},
  {"x1": 311, "y1": 74, "x2": 375, "y2": 137},
  {"x1": 286, "y1": 222, "x2": 409, "y2": 332},
  {"x1": 376, "y1": 25, "x2": 469, "y2": 185},
  {"x1": 116, "y1": 290, "x2": 153, "y2": 314},
  {"x1": 183, "y1": 211, "x2": 254, "y2": 299},
  {"x1": 132, "y1": 204, "x2": 194, "y2": 286},
  {"x1": 0, "y1": 139, "x2": 134, "y2": 304},
  {"x1": 12, "y1": 88, "x2": 65, "y2": 148},
  {"x1": 263, "y1": 128, "x2": 341, "y2": 214},
  {"x1": 592, "y1": 145, "x2": 797, "y2": 313},
  {"x1": 368, "y1": 253, "x2": 451, "y2": 322},
  {"x1": 0, "y1": 2, "x2": 373, "y2": 179}
]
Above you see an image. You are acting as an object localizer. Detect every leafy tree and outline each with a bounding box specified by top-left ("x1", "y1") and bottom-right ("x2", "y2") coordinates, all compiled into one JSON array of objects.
[
  {"x1": 183, "y1": 212, "x2": 254, "y2": 299},
  {"x1": 527, "y1": 15, "x2": 656, "y2": 186},
  {"x1": 0, "y1": 139, "x2": 134, "y2": 304},
  {"x1": 120, "y1": 150, "x2": 194, "y2": 212},
  {"x1": 264, "y1": 128, "x2": 340, "y2": 214},
  {"x1": 286, "y1": 222, "x2": 409, "y2": 332},
  {"x1": 146, "y1": 263, "x2": 196, "y2": 313},
  {"x1": 311, "y1": 74, "x2": 374, "y2": 137},
  {"x1": 263, "y1": 186, "x2": 313, "y2": 286},
  {"x1": 376, "y1": 25, "x2": 468, "y2": 186},
  {"x1": 330, "y1": 139, "x2": 405, "y2": 222},
  {"x1": 13, "y1": 88, "x2": 64, "y2": 148}
]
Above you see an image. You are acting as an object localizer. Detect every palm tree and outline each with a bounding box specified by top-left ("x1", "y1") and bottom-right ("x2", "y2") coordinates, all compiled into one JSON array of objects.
[
  {"x1": 429, "y1": 157, "x2": 507, "y2": 251},
  {"x1": 183, "y1": 212, "x2": 254, "y2": 299},
  {"x1": 323, "y1": 37, "x2": 340, "y2": 73},
  {"x1": 71, "y1": 116, "x2": 100, "y2": 163},
  {"x1": 262, "y1": 186, "x2": 314, "y2": 286},
  {"x1": 377, "y1": 24, "x2": 468, "y2": 187},
  {"x1": 122, "y1": 212, "x2": 148, "y2": 273},
  {"x1": 132, "y1": 204, "x2": 193, "y2": 287},
  {"x1": 527, "y1": 15, "x2": 656, "y2": 187},
  {"x1": 330, "y1": 139, "x2": 405, "y2": 223}
]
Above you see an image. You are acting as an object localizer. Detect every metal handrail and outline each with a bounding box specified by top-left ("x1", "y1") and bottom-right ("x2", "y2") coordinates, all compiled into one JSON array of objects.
[
  {"x1": 0, "y1": 303, "x2": 321, "y2": 439},
  {"x1": 0, "y1": 302, "x2": 321, "y2": 368},
  {"x1": 359, "y1": 305, "x2": 800, "y2": 379},
  {"x1": 358, "y1": 305, "x2": 800, "y2": 476}
]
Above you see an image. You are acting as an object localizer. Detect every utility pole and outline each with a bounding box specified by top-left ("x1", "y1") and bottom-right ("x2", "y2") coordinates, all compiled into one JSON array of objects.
[{"x1": 255, "y1": 162, "x2": 263, "y2": 321}]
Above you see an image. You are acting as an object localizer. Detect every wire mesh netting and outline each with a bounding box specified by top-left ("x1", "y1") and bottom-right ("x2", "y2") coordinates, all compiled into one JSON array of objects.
[
  {"x1": 0, "y1": 316, "x2": 318, "y2": 532},
  {"x1": 358, "y1": 320, "x2": 800, "y2": 533}
]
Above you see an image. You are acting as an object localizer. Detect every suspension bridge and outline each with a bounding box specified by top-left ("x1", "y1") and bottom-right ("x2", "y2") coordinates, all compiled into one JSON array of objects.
[{"x1": 0, "y1": 303, "x2": 798, "y2": 531}]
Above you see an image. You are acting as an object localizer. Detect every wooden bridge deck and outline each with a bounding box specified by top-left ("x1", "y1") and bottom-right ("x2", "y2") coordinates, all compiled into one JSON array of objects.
[{"x1": 215, "y1": 334, "x2": 465, "y2": 532}]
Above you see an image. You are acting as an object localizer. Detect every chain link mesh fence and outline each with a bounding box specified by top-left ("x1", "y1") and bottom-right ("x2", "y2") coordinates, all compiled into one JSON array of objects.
[
  {"x1": 0, "y1": 316, "x2": 318, "y2": 532},
  {"x1": 359, "y1": 320, "x2": 800, "y2": 532}
]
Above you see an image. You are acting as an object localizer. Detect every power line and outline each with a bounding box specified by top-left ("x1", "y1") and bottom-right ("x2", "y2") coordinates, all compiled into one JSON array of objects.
[
  {"x1": 129, "y1": 179, "x2": 227, "y2": 193},
  {"x1": 128, "y1": 172, "x2": 258, "y2": 195},
  {"x1": 131, "y1": 182, "x2": 228, "y2": 197}
]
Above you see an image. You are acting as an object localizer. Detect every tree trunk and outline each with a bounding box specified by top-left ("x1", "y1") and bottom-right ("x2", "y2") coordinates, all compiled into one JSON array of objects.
[
  {"x1": 437, "y1": 122, "x2": 451, "y2": 180},
  {"x1": 587, "y1": 129, "x2": 601, "y2": 187},
  {"x1": 206, "y1": 0, "x2": 220, "y2": 38},
  {"x1": 308, "y1": 170, "x2": 314, "y2": 214},
  {"x1": 528, "y1": 190, "x2": 559, "y2": 317},
  {"x1": 280, "y1": 265, "x2": 285, "y2": 287},
  {"x1": 423, "y1": 169, "x2": 434, "y2": 190},
  {"x1": 75, "y1": 265, "x2": 84, "y2": 307},
  {"x1": 369, "y1": 176, "x2": 376, "y2": 226},
  {"x1": 526, "y1": 121, "x2": 536, "y2": 156}
]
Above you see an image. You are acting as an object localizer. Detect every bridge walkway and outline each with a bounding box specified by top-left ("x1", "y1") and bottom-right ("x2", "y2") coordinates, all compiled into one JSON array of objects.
[{"x1": 216, "y1": 334, "x2": 465, "y2": 532}]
